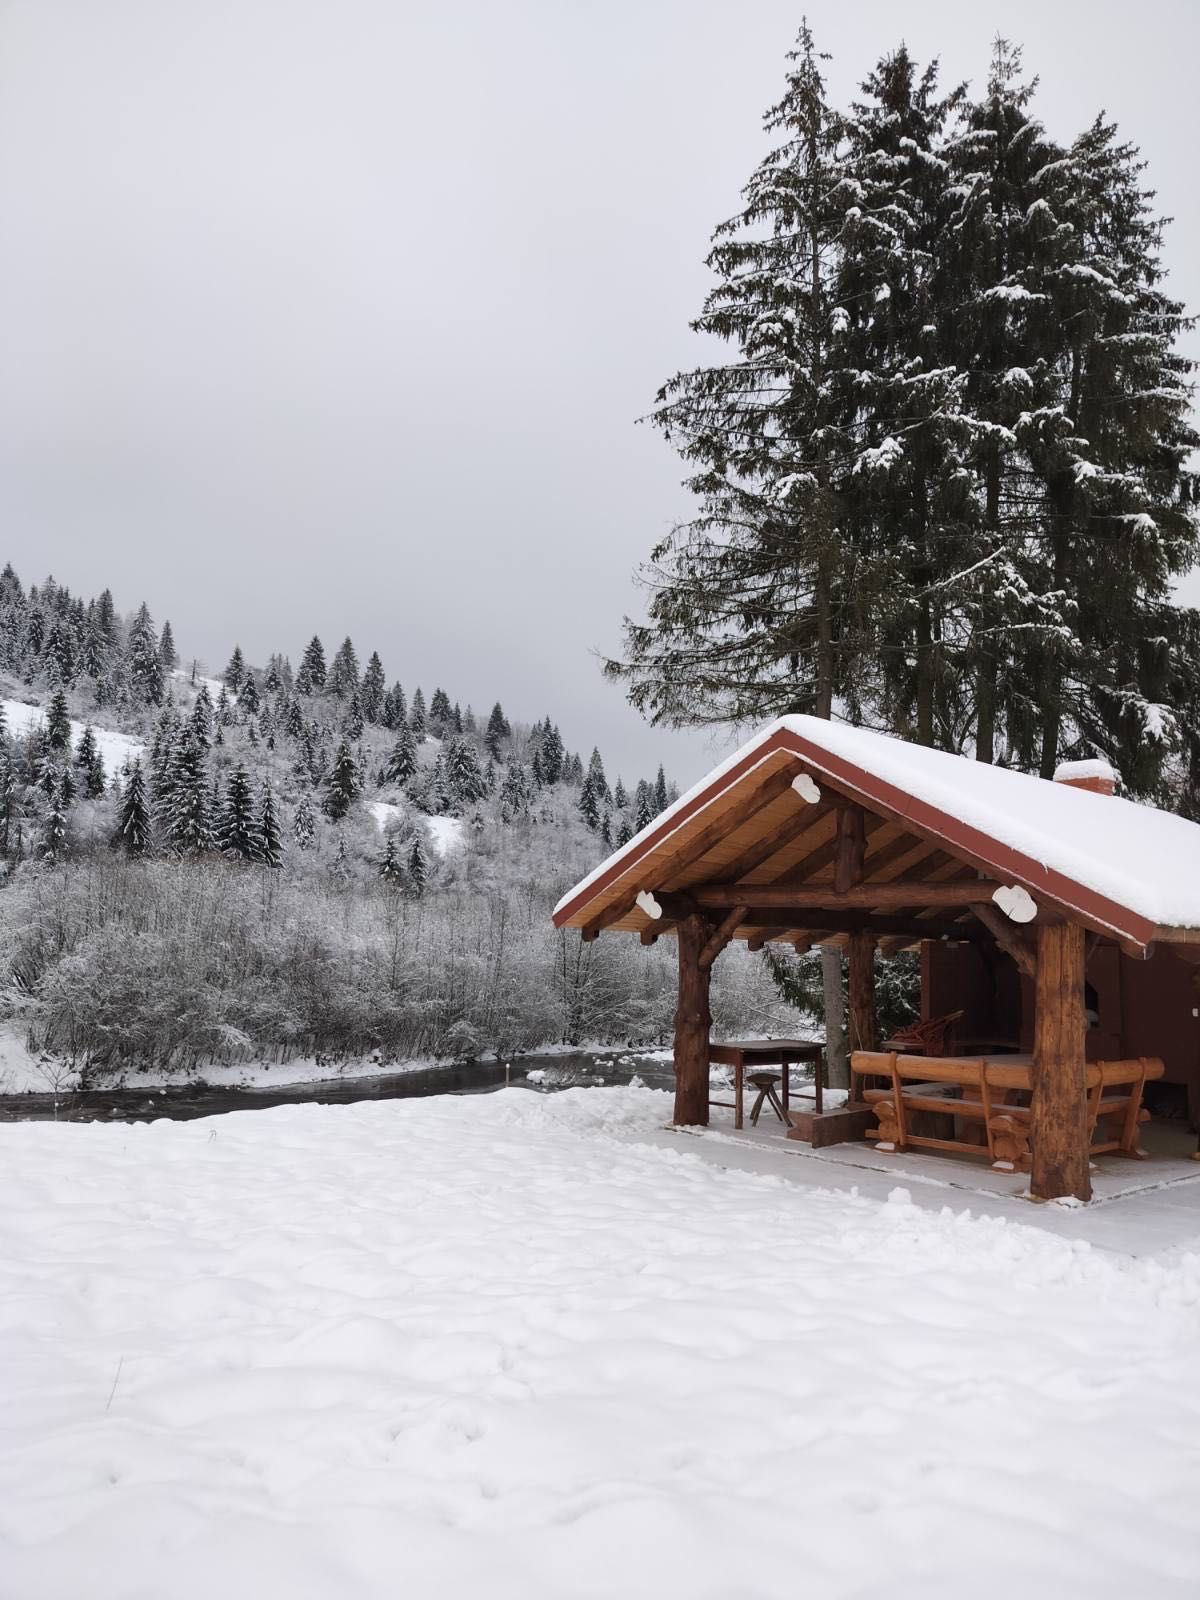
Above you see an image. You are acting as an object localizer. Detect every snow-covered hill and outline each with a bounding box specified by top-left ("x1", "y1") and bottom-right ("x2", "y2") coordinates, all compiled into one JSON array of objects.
[{"x1": 2, "y1": 697, "x2": 144, "y2": 775}]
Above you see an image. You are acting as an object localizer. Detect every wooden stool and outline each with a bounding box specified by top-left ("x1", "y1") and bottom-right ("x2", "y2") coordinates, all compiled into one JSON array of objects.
[{"x1": 747, "y1": 1071, "x2": 786, "y2": 1126}]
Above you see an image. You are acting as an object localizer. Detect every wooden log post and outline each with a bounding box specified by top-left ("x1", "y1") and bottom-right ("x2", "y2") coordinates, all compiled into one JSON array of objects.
[
  {"x1": 847, "y1": 930, "x2": 879, "y2": 1056},
  {"x1": 673, "y1": 911, "x2": 713, "y2": 1126},
  {"x1": 1031, "y1": 921, "x2": 1091, "y2": 1202},
  {"x1": 833, "y1": 802, "x2": 867, "y2": 895}
]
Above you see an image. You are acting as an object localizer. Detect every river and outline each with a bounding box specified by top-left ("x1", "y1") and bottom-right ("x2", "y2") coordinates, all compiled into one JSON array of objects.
[{"x1": 0, "y1": 1050, "x2": 680, "y2": 1124}]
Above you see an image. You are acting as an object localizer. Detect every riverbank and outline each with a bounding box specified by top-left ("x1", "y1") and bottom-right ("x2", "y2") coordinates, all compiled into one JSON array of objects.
[
  {"x1": 0, "y1": 1046, "x2": 681, "y2": 1123},
  {"x1": 0, "y1": 1025, "x2": 676, "y2": 1098}
]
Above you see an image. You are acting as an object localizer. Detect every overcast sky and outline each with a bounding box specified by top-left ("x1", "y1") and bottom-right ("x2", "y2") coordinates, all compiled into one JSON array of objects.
[{"x1": 1, "y1": 0, "x2": 1197, "y2": 788}]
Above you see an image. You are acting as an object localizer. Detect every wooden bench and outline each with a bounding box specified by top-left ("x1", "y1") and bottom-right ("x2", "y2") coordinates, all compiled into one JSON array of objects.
[{"x1": 851, "y1": 1051, "x2": 1164, "y2": 1171}]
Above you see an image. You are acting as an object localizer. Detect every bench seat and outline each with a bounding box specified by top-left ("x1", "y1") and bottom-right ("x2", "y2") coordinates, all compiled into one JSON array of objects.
[{"x1": 852, "y1": 1051, "x2": 1163, "y2": 1170}]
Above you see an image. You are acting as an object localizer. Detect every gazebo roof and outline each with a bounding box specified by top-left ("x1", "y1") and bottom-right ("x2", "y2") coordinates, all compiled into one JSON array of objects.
[{"x1": 553, "y1": 717, "x2": 1200, "y2": 954}]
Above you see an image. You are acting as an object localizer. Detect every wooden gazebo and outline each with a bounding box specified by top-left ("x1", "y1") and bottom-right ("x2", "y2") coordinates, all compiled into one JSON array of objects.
[{"x1": 553, "y1": 717, "x2": 1200, "y2": 1202}]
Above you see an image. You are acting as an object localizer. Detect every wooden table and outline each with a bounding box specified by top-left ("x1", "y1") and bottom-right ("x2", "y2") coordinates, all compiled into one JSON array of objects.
[{"x1": 708, "y1": 1039, "x2": 826, "y2": 1130}]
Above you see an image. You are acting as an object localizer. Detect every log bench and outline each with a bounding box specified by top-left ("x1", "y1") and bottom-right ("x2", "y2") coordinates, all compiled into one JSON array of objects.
[{"x1": 851, "y1": 1051, "x2": 1164, "y2": 1171}]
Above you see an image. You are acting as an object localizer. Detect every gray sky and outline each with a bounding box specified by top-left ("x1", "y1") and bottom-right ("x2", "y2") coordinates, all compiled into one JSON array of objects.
[{"x1": 1, "y1": 0, "x2": 1197, "y2": 788}]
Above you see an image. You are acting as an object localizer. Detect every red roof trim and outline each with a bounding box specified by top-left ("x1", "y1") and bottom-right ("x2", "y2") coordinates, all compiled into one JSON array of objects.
[
  {"x1": 551, "y1": 736, "x2": 795, "y2": 928},
  {"x1": 770, "y1": 729, "x2": 1157, "y2": 949},
  {"x1": 553, "y1": 726, "x2": 1159, "y2": 949}
]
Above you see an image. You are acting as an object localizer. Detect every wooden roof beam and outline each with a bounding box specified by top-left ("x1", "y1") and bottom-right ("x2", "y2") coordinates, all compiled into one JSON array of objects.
[
  {"x1": 759, "y1": 812, "x2": 890, "y2": 893},
  {"x1": 834, "y1": 802, "x2": 867, "y2": 893},
  {"x1": 735, "y1": 910, "x2": 980, "y2": 940},
  {"x1": 691, "y1": 881, "x2": 1005, "y2": 910},
  {"x1": 971, "y1": 902, "x2": 1036, "y2": 978},
  {"x1": 577, "y1": 762, "x2": 804, "y2": 936},
  {"x1": 699, "y1": 906, "x2": 750, "y2": 971},
  {"x1": 706, "y1": 798, "x2": 836, "y2": 888}
]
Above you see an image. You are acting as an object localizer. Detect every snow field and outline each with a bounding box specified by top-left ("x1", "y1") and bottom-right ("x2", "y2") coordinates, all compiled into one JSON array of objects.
[
  {"x1": 2, "y1": 697, "x2": 144, "y2": 775},
  {"x1": 368, "y1": 800, "x2": 464, "y2": 858},
  {"x1": 1, "y1": 1086, "x2": 1199, "y2": 1600}
]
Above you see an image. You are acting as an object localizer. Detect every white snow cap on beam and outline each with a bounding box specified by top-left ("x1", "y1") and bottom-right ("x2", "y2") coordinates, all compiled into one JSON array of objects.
[
  {"x1": 792, "y1": 773, "x2": 821, "y2": 803},
  {"x1": 635, "y1": 890, "x2": 662, "y2": 921}
]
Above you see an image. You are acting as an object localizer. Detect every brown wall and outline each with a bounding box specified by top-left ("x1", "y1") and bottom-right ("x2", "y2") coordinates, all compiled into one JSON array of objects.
[{"x1": 922, "y1": 937, "x2": 1200, "y2": 1119}]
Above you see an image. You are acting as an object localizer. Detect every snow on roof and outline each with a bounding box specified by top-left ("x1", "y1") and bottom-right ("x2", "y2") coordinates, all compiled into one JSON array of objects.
[{"x1": 555, "y1": 716, "x2": 1200, "y2": 934}]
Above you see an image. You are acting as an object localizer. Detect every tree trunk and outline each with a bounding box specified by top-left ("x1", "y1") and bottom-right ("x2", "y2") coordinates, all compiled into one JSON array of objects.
[
  {"x1": 977, "y1": 450, "x2": 1000, "y2": 765},
  {"x1": 916, "y1": 597, "x2": 935, "y2": 747},
  {"x1": 821, "y1": 944, "x2": 847, "y2": 1089},
  {"x1": 673, "y1": 912, "x2": 712, "y2": 1125},
  {"x1": 814, "y1": 552, "x2": 834, "y2": 721},
  {"x1": 1031, "y1": 921, "x2": 1091, "y2": 1202},
  {"x1": 847, "y1": 932, "x2": 878, "y2": 1054},
  {"x1": 976, "y1": 657, "x2": 996, "y2": 764},
  {"x1": 1039, "y1": 466, "x2": 1072, "y2": 778},
  {"x1": 1038, "y1": 691, "x2": 1062, "y2": 781}
]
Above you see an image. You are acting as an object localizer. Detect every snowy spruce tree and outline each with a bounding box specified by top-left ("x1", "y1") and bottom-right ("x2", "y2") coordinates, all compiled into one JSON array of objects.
[
  {"x1": 161, "y1": 727, "x2": 213, "y2": 853},
  {"x1": 444, "y1": 738, "x2": 487, "y2": 810},
  {"x1": 112, "y1": 760, "x2": 152, "y2": 855},
  {"x1": 324, "y1": 740, "x2": 361, "y2": 821},
  {"x1": 379, "y1": 835, "x2": 403, "y2": 886},
  {"x1": 429, "y1": 688, "x2": 452, "y2": 732},
  {"x1": 126, "y1": 604, "x2": 164, "y2": 704},
  {"x1": 610, "y1": 25, "x2": 1199, "y2": 801},
  {"x1": 407, "y1": 833, "x2": 429, "y2": 895},
  {"x1": 45, "y1": 688, "x2": 71, "y2": 752},
  {"x1": 386, "y1": 723, "x2": 418, "y2": 785},
  {"x1": 224, "y1": 645, "x2": 246, "y2": 693},
  {"x1": 41, "y1": 778, "x2": 67, "y2": 862},
  {"x1": 259, "y1": 780, "x2": 283, "y2": 868},
  {"x1": 159, "y1": 619, "x2": 178, "y2": 672},
  {"x1": 609, "y1": 23, "x2": 870, "y2": 727},
  {"x1": 361, "y1": 652, "x2": 386, "y2": 723},
  {"x1": 485, "y1": 702, "x2": 510, "y2": 760},
  {"x1": 297, "y1": 635, "x2": 326, "y2": 694},
  {"x1": 498, "y1": 761, "x2": 532, "y2": 822},
  {"x1": 292, "y1": 791, "x2": 316, "y2": 850},
  {"x1": 217, "y1": 766, "x2": 260, "y2": 861},
  {"x1": 74, "y1": 725, "x2": 106, "y2": 799},
  {"x1": 328, "y1": 637, "x2": 359, "y2": 697}
]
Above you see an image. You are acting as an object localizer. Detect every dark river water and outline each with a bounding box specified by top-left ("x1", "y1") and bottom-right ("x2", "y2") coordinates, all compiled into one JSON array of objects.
[{"x1": 0, "y1": 1051, "x2": 680, "y2": 1124}]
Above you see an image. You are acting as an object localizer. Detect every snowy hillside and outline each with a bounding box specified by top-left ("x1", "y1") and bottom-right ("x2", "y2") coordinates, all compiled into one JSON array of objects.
[
  {"x1": 0, "y1": 1088, "x2": 1197, "y2": 1599},
  {"x1": 0, "y1": 564, "x2": 767, "y2": 1076},
  {"x1": 2, "y1": 697, "x2": 143, "y2": 774}
]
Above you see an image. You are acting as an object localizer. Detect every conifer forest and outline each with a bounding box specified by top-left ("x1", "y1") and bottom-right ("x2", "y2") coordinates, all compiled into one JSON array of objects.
[{"x1": 0, "y1": 564, "x2": 785, "y2": 1076}]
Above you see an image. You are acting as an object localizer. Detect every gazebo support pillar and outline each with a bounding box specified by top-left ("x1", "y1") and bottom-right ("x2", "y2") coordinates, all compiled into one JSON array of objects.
[
  {"x1": 1031, "y1": 921, "x2": 1091, "y2": 1202},
  {"x1": 847, "y1": 931, "x2": 878, "y2": 1054},
  {"x1": 673, "y1": 912, "x2": 712, "y2": 1126}
]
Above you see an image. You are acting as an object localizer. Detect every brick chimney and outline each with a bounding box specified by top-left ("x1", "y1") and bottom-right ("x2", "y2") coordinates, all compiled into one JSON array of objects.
[{"x1": 1053, "y1": 758, "x2": 1118, "y2": 797}]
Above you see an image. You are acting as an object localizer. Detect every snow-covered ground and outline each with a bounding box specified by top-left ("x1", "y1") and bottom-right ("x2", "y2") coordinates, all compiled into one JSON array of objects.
[
  {"x1": 1, "y1": 1087, "x2": 1198, "y2": 1599},
  {"x1": 425, "y1": 814, "x2": 464, "y2": 856},
  {"x1": 169, "y1": 667, "x2": 224, "y2": 701},
  {"x1": 2, "y1": 697, "x2": 144, "y2": 774},
  {"x1": 367, "y1": 799, "x2": 401, "y2": 834},
  {"x1": 369, "y1": 800, "x2": 463, "y2": 858}
]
